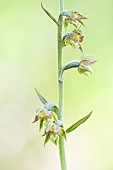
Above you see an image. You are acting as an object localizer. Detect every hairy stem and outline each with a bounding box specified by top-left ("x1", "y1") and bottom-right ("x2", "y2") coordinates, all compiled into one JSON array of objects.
[{"x1": 58, "y1": 0, "x2": 67, "y2": 170}]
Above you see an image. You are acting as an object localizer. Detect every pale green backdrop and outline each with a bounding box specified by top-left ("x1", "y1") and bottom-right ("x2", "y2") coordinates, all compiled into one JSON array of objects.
[{"x1": 0, "y1": 0, "x2": 113, "y2": 170}]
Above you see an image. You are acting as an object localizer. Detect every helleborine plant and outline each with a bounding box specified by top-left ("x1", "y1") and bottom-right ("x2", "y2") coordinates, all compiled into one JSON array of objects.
[{"x1": 32, "y1": 1, "x2": 96, "y2": 170}]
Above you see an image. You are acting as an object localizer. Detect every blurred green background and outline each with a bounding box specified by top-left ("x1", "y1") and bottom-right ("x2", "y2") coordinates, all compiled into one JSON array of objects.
[{"x1": 0, "y1": 0, "x2": 113, "y2": 170}]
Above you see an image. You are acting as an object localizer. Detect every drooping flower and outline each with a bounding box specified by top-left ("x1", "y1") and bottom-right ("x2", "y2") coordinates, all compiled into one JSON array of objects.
[
  {"x1": 78, "y1": 57, "x2": 96, "y2": 76},
  {"x1": 61, "y1": 10, "x2": 87, "y2": 29},
  {"x1": 32, "y1": 107, "x2": 66, "y2": 145},
  {"x1": 62, "y1": 30, "x2": 84, "y2": 51},
  {"x1": 43, "y1": 120, "x2": 66, "y2": 145},
  {"x1": 32, "y1": 108, "x2": 56, "y2": 122},
  {"x1": 32, "y1": 108, "x2": 57, "y2": 131}
]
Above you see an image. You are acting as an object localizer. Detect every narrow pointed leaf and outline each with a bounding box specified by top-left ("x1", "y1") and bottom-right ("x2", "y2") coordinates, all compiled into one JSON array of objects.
[
  {"x1": 34, "y1": 88, "x2": 47, "y2": 105},
  {"x1": 41, "y1": 3, "x2": 59, "y2": 26},
  {"x1": 66, "y1": 111, "x2": 92, "y2": 133}
]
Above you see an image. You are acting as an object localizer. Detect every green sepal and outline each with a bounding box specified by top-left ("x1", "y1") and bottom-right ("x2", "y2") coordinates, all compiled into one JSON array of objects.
[
  {"x1": 44, "y1": 132, "x2": 50, "y2": 146},
  {"x1": 34, "y1": 88, "x2": 47, "y2": 105},
  {"x1": 78, "y1": 43, "x2": 84, "y2": 53},
  {"x1": 39, "y1": 118, "x2": 43, "y2": 132},
  {"x1": 78, "y1": 65, "x2": 93, "y2": 76},
  {"x1": 41, "y1": 3, "x2": 59, "y2": 26},
  {"x1": 66, "y1": 111, "x2": 92, "y2": 133},
  {"x1": 50, "y1": 137, "x2": 58, "y2": 145},
  {"x1": 79, "y1": 20, "x2": 86, "y2": 28},
  {"x1": 44, "y1": 102, "x2": 58, "y2": 114},
  {"x1": 64, "y1": 18, "x2": 69, "y2": 31}
]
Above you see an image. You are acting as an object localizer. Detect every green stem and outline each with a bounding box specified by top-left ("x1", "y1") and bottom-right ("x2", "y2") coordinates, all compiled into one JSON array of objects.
[{"x1": 58, "y1": 0, "x2": 67, "y2": 170}]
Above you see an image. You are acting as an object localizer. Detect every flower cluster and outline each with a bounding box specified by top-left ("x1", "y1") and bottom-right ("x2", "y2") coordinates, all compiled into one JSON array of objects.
[
  {"x1": 60, "y1": 9, "x2": 96, "y2": 76},
  {"x1": 61, "y1": 9, "x2": 87, "y2": 52},
  {"x1": 32, "y1": 107, "x2": 66, "y2": 145},
  {"x1": 78, "y1": 57, "x2": 96, "y2": 76}
]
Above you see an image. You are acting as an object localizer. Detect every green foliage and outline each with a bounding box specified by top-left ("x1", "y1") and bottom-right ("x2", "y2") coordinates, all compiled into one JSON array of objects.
[
  {"x1": 34, "y1": 87, "x2": 47, "y2": 105},
  {"x1": 66, "y1": 111, "x2": 92, "y2": 133},
  {"x1": 41, "y1": 3, "x2": 58, "y2": 26}
]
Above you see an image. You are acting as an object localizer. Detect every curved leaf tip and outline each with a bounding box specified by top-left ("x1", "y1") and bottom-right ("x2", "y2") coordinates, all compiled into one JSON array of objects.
[
  {"x1": 34, "y1": 87, "x2": 47, "y2": 105},
  {"x1": 41, "y1": 2, "x2": 59, "y2": 26}
]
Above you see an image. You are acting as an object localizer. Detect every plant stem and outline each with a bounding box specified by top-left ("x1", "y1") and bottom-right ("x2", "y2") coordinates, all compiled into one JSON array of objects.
[{"x1": 58, "y1": 0, "x2": 67, "y2": 170}]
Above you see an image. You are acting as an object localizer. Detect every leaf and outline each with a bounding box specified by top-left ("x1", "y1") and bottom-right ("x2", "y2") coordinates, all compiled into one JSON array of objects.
[
  {"x1": 34, "y1": 88, "x2": 47, "y2": 105},
  {"x1": 66, "y1": 111, "x2": 92, "y2": 133},
  {"x1": 44, "y1": 132, "x2": 50, "y2": 146},
  {"x1": 44, "y1": 102, "x2": 58, "y2": 114},
  {"x1": 41, "y1": 3, "x2": 59, "y2": 26}
]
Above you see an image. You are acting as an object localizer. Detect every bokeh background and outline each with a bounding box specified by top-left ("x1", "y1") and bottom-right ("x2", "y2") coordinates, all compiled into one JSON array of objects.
[{"x1": 0, "y1": 0, "x2": 113, "y2": 170}]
